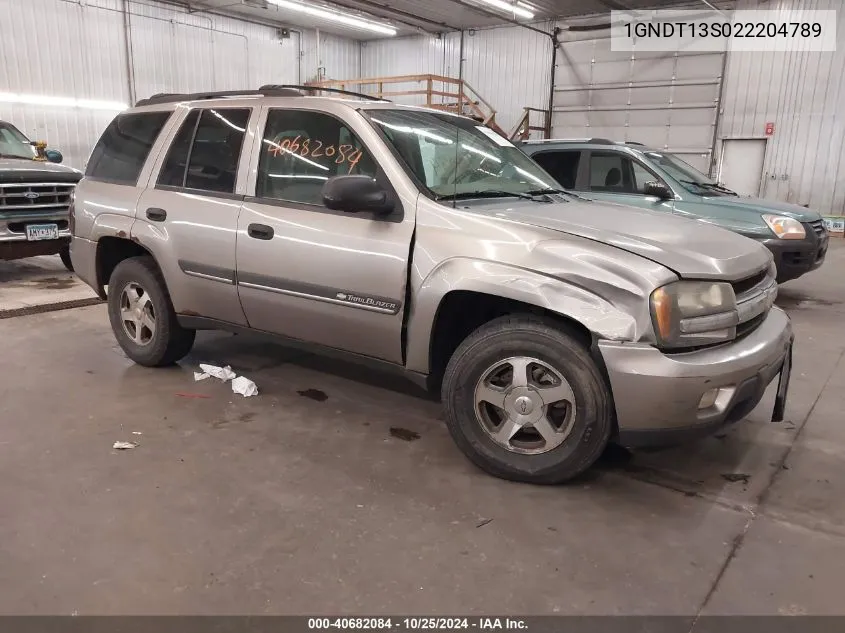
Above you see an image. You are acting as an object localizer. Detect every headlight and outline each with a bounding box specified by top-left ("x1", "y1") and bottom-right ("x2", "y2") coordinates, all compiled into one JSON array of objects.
[
  {"x1": 650, "y1": 281, "x2": 738, "y2": 348},
  {"x1": 763, "y1": 214, "x2": 806, "y2": 240}
]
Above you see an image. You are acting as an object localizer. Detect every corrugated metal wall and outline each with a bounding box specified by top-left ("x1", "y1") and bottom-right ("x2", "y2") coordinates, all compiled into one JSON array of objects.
[
  {"x1": 0, "y1": 0, "x2": 357, "y2": 170},
  {"x1": 300, "y1": 30, "x2": 361, "y2": 83},
  {"x1": 360, "y1": 25, "x2": 553, "y2": 136},
  {"x1": 718, "y1": 0, "x2": 845, "y2": 215},
  {"x1": 462, "y1": 24, "x2": 554, "y2": 136}
]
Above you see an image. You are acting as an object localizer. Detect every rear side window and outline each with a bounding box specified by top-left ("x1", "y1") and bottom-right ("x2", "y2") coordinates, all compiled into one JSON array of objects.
[
  {"x1": 532, "y1": 150, "x2": 581, "y2": 189},
  {"x1": 157, "y1": 108, "x2": 250, "y2": 195},
  {"x1": 86, "y1": 112, "x2": 171, "y2": 185}
]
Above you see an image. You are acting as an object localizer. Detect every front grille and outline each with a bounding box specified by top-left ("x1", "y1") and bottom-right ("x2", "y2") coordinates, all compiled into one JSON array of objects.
[
  {"x1": 0, "y1": 182, "x2": 75, "y2": 215},
  {"x1": 731, "y1": 269, "x2": 768, "y2": 296},
  {"x1": 808, "y1": 219, "x2": 826, "y2": 237}
]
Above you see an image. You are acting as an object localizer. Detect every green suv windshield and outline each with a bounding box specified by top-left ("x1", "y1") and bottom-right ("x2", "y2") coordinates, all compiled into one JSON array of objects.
[
  {"x1": 367, "y1": 109, "x2": 558, "y2": 201},
  {"x1": 0, "y1": 122, "x2": 37, "y2": 160},
  {"x1": 643, "y1": 150, "x2": 736, "y2": 196}
]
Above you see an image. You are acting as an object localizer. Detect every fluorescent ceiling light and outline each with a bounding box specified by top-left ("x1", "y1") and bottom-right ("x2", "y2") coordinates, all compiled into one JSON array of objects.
[
  {"x1": 481, "y1": 0, "x2": 534, "y2": 19},
  {"x1": 0, "y1": 92, "x2": 128, "y2": 111},
  {"x1": 266, "y1": 0, "x2": 397, "y2": 36}
]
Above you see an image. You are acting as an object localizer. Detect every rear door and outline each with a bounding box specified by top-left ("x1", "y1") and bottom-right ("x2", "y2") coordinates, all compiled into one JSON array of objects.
[
  {"x1": 235, "y1": 106, "x2": 415, "y2": 363},
  {"x1": 529, "y1": 149, "x2": 583, "y2": 190},
  {"x1": 580, "y1": 150, "x2": 675, "y2": 214},
  {"x1": 134, "y1": 106, "x2": 255, "y2": 325}
]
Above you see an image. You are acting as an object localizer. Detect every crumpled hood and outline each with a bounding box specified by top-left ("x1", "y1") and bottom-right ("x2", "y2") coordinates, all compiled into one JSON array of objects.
[
  {"x1": 701, "y1": 195, "x2": 822, "y2": 222},
  {"x1": 487, "y1": 198, "x2": 773, "y2": 281},
  {"x1": 0, "y1": 157, "x2": 82, "y2": 183}
]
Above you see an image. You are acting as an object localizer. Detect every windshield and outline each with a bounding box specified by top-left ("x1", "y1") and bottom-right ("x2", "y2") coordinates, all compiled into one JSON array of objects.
[
  {"x1": 643, "y1": 150, "x2": 735, "y2": 196},
  {"x1": 366, "y1": 109, "x2": 559, "y2": 201},
  {"x1": 0, "y1": 122, "x2": 37, "y2": 160}
]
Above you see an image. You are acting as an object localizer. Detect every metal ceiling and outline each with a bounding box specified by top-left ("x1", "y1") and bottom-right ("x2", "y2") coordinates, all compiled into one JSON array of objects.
[{"x1": 181, "y1": 0, "x2": 732, "y2": 39}]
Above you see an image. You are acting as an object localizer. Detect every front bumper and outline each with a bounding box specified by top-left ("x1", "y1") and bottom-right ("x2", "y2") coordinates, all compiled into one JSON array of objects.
[
  {"x1": 598, "y1": 307, "x2": 793, "y2": 447},
  {"x1": 761, "y1": 226, "x2": 828, "y2": 283},
  {"x1": 0, "y1": 231, "x2": 70, "y2": 260}
]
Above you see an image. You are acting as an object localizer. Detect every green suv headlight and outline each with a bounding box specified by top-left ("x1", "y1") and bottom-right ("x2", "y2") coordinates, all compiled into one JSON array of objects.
[
  {"x1": 763, "y1": 214, "x2": 806, "y2": 240},
  {"x1": 650, "y1": 281, "x2": 738, "y2": 348}
]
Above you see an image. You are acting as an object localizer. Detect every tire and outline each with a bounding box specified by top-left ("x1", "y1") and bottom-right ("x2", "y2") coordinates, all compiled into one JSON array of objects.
[
  {"x1": 441, "y1": 314, "x2": 613, "y2": 484},
  {"x1": 59, "y1": 244, "x2": 73, "y2": 272},
  {"x1": 107, "y1": 256, "x2": 195, "y2": 367}
]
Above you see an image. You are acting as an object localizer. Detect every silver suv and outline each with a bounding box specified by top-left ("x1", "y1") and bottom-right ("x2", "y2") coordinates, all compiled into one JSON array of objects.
[{"x1": 71, "y1": 86, "x2": 794, "y2": 484}]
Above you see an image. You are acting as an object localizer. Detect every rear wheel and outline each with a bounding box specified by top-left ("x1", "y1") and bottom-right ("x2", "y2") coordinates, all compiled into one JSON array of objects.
[
  {"x1": 107, "y1": 256, "x2": 195, "y2": 367},
  {"x1": 59, "y1": 244, "x2": 73, "y2": 272},
  {"x1": 441, "y1": 314, "x2": 613, "y2": 484}
]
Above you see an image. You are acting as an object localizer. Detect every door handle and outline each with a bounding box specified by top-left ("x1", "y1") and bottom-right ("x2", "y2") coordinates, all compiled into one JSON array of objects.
[
  {"x1": 247, "y1": 223, "x2": 274, "y2": 240},
  {"x1": 146, "y1": 207, "x2": 167, "y2": 222}
]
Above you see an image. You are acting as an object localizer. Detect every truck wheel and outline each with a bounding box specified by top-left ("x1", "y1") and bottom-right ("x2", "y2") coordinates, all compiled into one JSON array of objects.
[
  {"x1": 59, "y1": 244, "x2": 73, "y2": 272},
  {"x1": 107, "y1": 256, "x2": 195, "y2": 367},
  {"x1": 441, "y1": 315, "x2": 613, "y2": 484}
]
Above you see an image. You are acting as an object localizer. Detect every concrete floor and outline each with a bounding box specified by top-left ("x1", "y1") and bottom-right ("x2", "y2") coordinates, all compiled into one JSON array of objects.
[{"x1": 1, "y1": 242, "x2": 844, "y2": 615}]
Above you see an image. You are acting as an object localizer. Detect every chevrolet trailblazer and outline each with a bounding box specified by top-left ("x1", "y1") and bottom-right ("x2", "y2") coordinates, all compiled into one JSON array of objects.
[{"x1": 71, "y1": 87, "x2": 793, "y2": 483}]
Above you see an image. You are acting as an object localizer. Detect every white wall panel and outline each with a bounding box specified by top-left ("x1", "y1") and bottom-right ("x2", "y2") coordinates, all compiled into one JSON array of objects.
[
  {"x1": 300, "y1": 30, "x2": 361, "y2": 83},
  {"x1": 0, "y1": 0, "x2": 355, "y2": 169},
  {"x1": 718, "y1": 0, "x2": 845, "y2": 215},
  {"x1": 461, "y1": 24, "x2": 554, "y2": 136},
  {"x1": 361, "y1": 35, "x2": 460, "y2": 106}
]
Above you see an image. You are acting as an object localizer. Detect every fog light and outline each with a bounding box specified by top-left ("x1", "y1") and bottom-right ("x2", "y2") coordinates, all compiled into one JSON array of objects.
[{"x1": 698, "y1": 388, "x2": 720, "y2": 410}]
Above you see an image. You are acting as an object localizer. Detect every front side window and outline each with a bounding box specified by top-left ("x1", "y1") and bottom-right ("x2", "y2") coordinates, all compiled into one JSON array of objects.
[
  {"x1": 157, "y1": 108, "x2": 250, "y2": 194},
  {"x1": 256, "y1": 109, "x2": 378, "y2": 206},
  {"x1": 0, "y1": 122, "x2": 36, "y2": 160},
  {"x1": 589, "y1": 153, "x2": 630, "y2": 193},
  {"x1": 86, "y1": 111, "x2": 172, "y2": 185},
  {"x1": 365, "y1": 109, "x2": 557, "y2": 201}
]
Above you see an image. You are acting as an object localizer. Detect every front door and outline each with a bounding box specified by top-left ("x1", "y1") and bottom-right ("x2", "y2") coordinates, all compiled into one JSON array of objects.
[
  {"x1": 135, "y1": 106, "x2": 254, "y2": 325},
  {"x1": 235, "y1": 106, "x2": 415, "y2": 363},
  {"x1": 580, "y1": 150, "x2": 676, "y2": 214}
]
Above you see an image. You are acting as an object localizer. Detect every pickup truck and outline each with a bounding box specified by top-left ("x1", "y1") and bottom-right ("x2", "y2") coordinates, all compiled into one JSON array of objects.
[
  {"x1": 0, "y1": 119, "x2": 81, "y2": 268},
  {"x1": 70, "y1": 87, "x2": 794, "y2": 484}
]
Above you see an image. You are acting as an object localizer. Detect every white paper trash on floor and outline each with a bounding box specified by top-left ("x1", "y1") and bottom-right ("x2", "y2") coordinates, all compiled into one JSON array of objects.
[
  {"x1": 232, "y1": 376, "x2": 258, "y2": 397},
  {"x1": 197, "y1": 364, "x2": 236, "y2": 381},
  {"x1": 113, "y1": 441, "x2": 138, "y2": 450},
  {"x1": 194, "y1": 371, "x2": 211, "y2": 382}
]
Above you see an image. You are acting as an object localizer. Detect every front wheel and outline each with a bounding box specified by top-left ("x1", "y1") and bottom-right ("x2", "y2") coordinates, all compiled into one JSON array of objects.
[
  {"x1": 441, "y1": 315, "x2": 613, "y2": 484},
  {"x1": 107, "y1": 256, "x2": 195, "y2": 367}
]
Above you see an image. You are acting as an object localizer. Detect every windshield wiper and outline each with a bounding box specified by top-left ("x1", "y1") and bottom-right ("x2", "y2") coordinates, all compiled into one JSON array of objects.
[
  {"x1": 525, "y1": 187, "x2": 589, "y2": 201},
  {"x1": 679, "y1": 179, "x2": 736, "y2": 195},
  {"x1": 436, "y1": 190, "x2": 537, "y2": 202}
]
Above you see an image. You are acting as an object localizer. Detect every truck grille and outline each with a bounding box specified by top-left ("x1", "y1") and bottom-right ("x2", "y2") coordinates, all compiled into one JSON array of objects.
[
  {"x1": 0, "y1": 182, "x2": 75, "y2": 214},
  {"x1": 733, "y1": 266, "x2": 777, "y2": 340}
]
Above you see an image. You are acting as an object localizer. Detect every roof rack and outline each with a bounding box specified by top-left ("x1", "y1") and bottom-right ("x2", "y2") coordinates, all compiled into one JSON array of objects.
[
  {"x1": 261, "y1": 84, "x2": 390, "y2": 102},
  {"x1": 521, "y1": 137, "x2": 618, "y2": 145},
  {"x1": 134, "y1": 85, "x2": 390, "y2": 108},
  {"x1": 135, "y1": 87, "x2": 303, "y2": 107}
]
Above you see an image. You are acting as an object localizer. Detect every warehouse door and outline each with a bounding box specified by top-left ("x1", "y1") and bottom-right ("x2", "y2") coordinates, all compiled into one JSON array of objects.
[
  {"x1": 719, "y1": 139, "x2": 767, "y2": 197},
  {"x1": 552, "y1": 32, "x2": 725, "y2": 174}
]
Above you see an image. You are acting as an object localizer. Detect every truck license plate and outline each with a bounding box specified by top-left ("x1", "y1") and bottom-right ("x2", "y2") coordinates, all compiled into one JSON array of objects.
[{"x1": 25, "y1": 224, "x2": 59, "y2": 241}]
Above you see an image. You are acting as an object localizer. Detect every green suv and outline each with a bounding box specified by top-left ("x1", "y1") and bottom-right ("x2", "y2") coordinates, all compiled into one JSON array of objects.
[{"x1": 520, "y1": 139, "x2": 828, "y2": 283}]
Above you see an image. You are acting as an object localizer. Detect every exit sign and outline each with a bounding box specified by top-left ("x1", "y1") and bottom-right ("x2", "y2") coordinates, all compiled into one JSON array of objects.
[{"x1": 765, "y1": 122, "x2": 775, "y2": 135}]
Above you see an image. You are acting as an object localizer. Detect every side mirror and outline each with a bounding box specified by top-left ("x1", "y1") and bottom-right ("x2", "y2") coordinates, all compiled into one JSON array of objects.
[
  {"x1": 322, "y1": 175, "x2": 394, "y2": 215},
  {"x1": 45, "y1": 149, "x2": 63, "y2": 164},
  {"x1": 644, "y1": 181, "x2": 672, "y2": 200}
]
